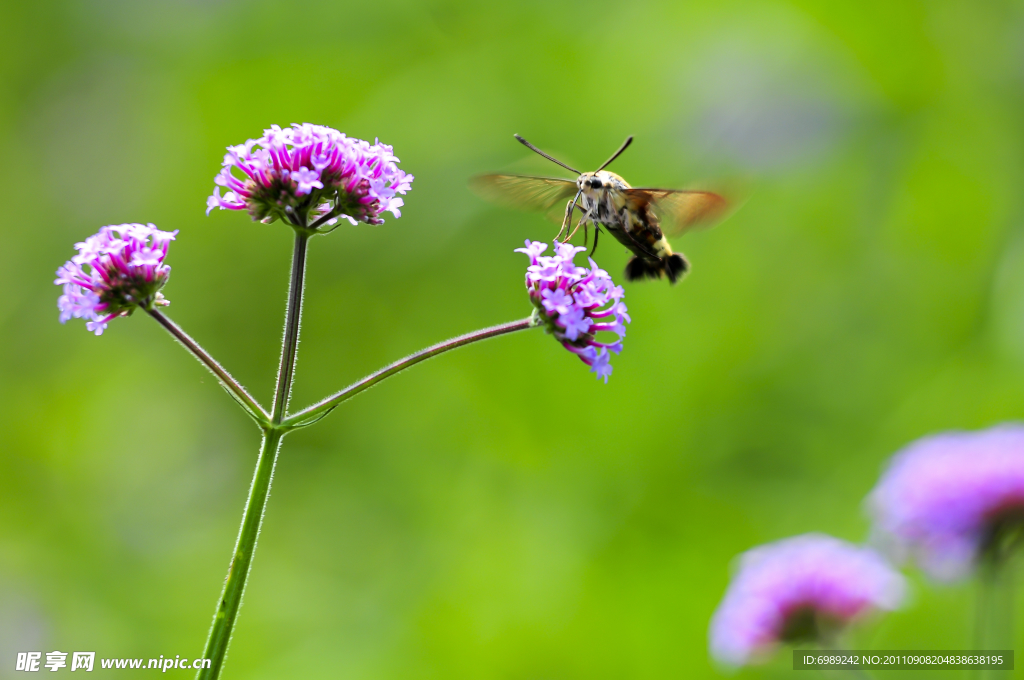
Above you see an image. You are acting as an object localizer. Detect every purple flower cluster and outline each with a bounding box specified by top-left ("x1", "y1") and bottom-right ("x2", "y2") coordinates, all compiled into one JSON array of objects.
[
  {"x1": 55, "y1": 223, "x2": 177, "y2": 335},
  {"x1": 516, "y1": 240, "x2": 630, "y2": 382},
  {"x1": 709, "y1": 534, "x2": 905, "y2": 667},
  {"x1": 206, "y1": 123, "x2": 413, "y2": 227},
  {"x1": 868, "y1": 425, "x2": 1024, "y2": 581}
]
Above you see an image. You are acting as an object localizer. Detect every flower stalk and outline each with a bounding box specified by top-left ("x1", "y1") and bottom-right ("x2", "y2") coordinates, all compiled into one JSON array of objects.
[
  {"x1": 272, "y1": 230, "x2": 309, "y2": 423},
  {"x1": 56, "y1": 124, "x2": 614, "y2": 680},
  {"x1": 196, "y1": 427, "x2": 282, "y2": 680},
  {"x1": 192, "y1": 226, "x2": 538, "y2": 679},
  {"x1": 146, "y1": 309, "x2": 269, "y2": 425},
  {"x1": 196, "y1": 226, "x2": 309, "y2": 678},
  {"x1": 282, "y1": 317, "x2": 537, "y2": 430},
  {"x1": 974, "y1": 539, "x2": 1017, "y2": 678}
]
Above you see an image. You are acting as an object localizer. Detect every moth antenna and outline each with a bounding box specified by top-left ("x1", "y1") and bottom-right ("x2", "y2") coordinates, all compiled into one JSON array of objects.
[
  {"x1": 596, "y1": 135, "x2": 633, "y2": 171},
  {"x1": 514, "y1": 134, "x2": 581, "y2": 175}
]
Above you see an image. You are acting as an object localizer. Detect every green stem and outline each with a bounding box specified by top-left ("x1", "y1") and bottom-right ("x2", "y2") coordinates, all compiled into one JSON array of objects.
[
  {"x1": 146, "y1": 308, "x2": 269, "y2": 425},
  {"x1": 281, "y1": 317, "x2": 537, "y2": 430},
  {"x1": 198, "y1": 230, "x2": 310, "y2": 679},
  {"x1": 272, "y1": 231, "x2": 310, "y2": 424},
  {"x1": 195, "y1": 226, "x2": 535, "y2": 677},
  {"x1": 973, "y1": 551, "x2": 1015, "y2": 680},
  {"x1": 196, "y1": 427, "x2": 283, "y2": 680},
  {"x1": 815, "y1": 633, "x2": 876, "y2": 680}
]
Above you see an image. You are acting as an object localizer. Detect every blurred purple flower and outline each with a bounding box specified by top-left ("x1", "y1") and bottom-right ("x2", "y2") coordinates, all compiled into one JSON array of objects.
[
  {"x1": 868, "y1": 425, "x2": 1024, "y2": 581},
  {"x1": 517, "y1": 240, "x2": 630, "y2": 382},
  {"x1": 207, "y1": 123, "x2": 413, "y2": 227},
  {"x1": 55, "y1": 223, "x2": 177, "y2": 335},
  {"x1": 709, "y1": 534, "x2": 904, "y2": 667}
]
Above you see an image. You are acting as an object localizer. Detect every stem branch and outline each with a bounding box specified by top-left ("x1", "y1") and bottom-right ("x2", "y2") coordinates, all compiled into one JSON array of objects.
[
  {"x1": 195, "y1": 224, "x2": 535, "y2": 678},
  {"x1": 147, "y1": 309, "x2": 269, "y2": 425},
  {"x1": 282, "y1": 317, "x2": 536, "y2": 429}
]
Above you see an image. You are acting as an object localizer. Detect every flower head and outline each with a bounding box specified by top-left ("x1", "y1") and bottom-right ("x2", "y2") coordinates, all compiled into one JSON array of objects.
[
  {"x1": 868, "y1": 425, "x2": 1024, "y2": 581},
  {"x1": 709, "y1": 534, "x2": 905, "y2": 667},
  {"x1": 517, "y1": 241, "x2": 630, "y2": 382},
  {"x1": 55, "y1": 224, "x2": 176, "y2": 335},
  {"x1": 207, "y1": 123, "x2": 413, "y2": 227}
]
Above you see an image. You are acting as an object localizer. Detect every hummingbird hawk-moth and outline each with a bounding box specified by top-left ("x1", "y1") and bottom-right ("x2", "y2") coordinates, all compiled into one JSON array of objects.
[{"x1": 472, "y1": 134, "x2": 729, "y2": 284}]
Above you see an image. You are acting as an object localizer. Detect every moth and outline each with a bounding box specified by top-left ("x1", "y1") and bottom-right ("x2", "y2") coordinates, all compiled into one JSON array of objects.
[{"x1": 472, "y1": 134, "x2": 729, "y2": 284}]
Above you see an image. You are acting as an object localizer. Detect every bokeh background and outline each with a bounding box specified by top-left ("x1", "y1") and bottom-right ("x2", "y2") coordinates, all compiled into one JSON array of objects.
[{"x1": 3, "y1": 0, "x2": 1024, "y2": 677}]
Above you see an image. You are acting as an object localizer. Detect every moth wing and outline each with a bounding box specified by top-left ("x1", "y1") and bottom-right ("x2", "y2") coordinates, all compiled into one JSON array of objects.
[
  {"x1": 624, "y1": 188, "x2": 729, "y2": 236},
  {"x1": 470, "y1": 174, "x2": 578, "y2": 224}
]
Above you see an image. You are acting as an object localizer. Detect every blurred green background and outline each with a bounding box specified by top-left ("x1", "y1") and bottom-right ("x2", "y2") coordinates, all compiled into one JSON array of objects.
[{"x1": 3, "y1": 0, "x2": 1024, "y2": 677}]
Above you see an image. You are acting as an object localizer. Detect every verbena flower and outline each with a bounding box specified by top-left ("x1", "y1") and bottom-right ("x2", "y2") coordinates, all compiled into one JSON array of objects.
[
  {"x1": 55, "y1": 224, "x2": 177, "y2": 335},
  {"x1": 517, "y1": 240, "x2": 630, "y2": 382},
  {"x1": 709, "y1": 534, "x2": 904, "y2": 667},
  {"x1": 206, "y1": 123, "x2": 413, "y2": 227},
  {"x1": 868, "y1": 425, "x2": 1024, "y2": 581}
]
